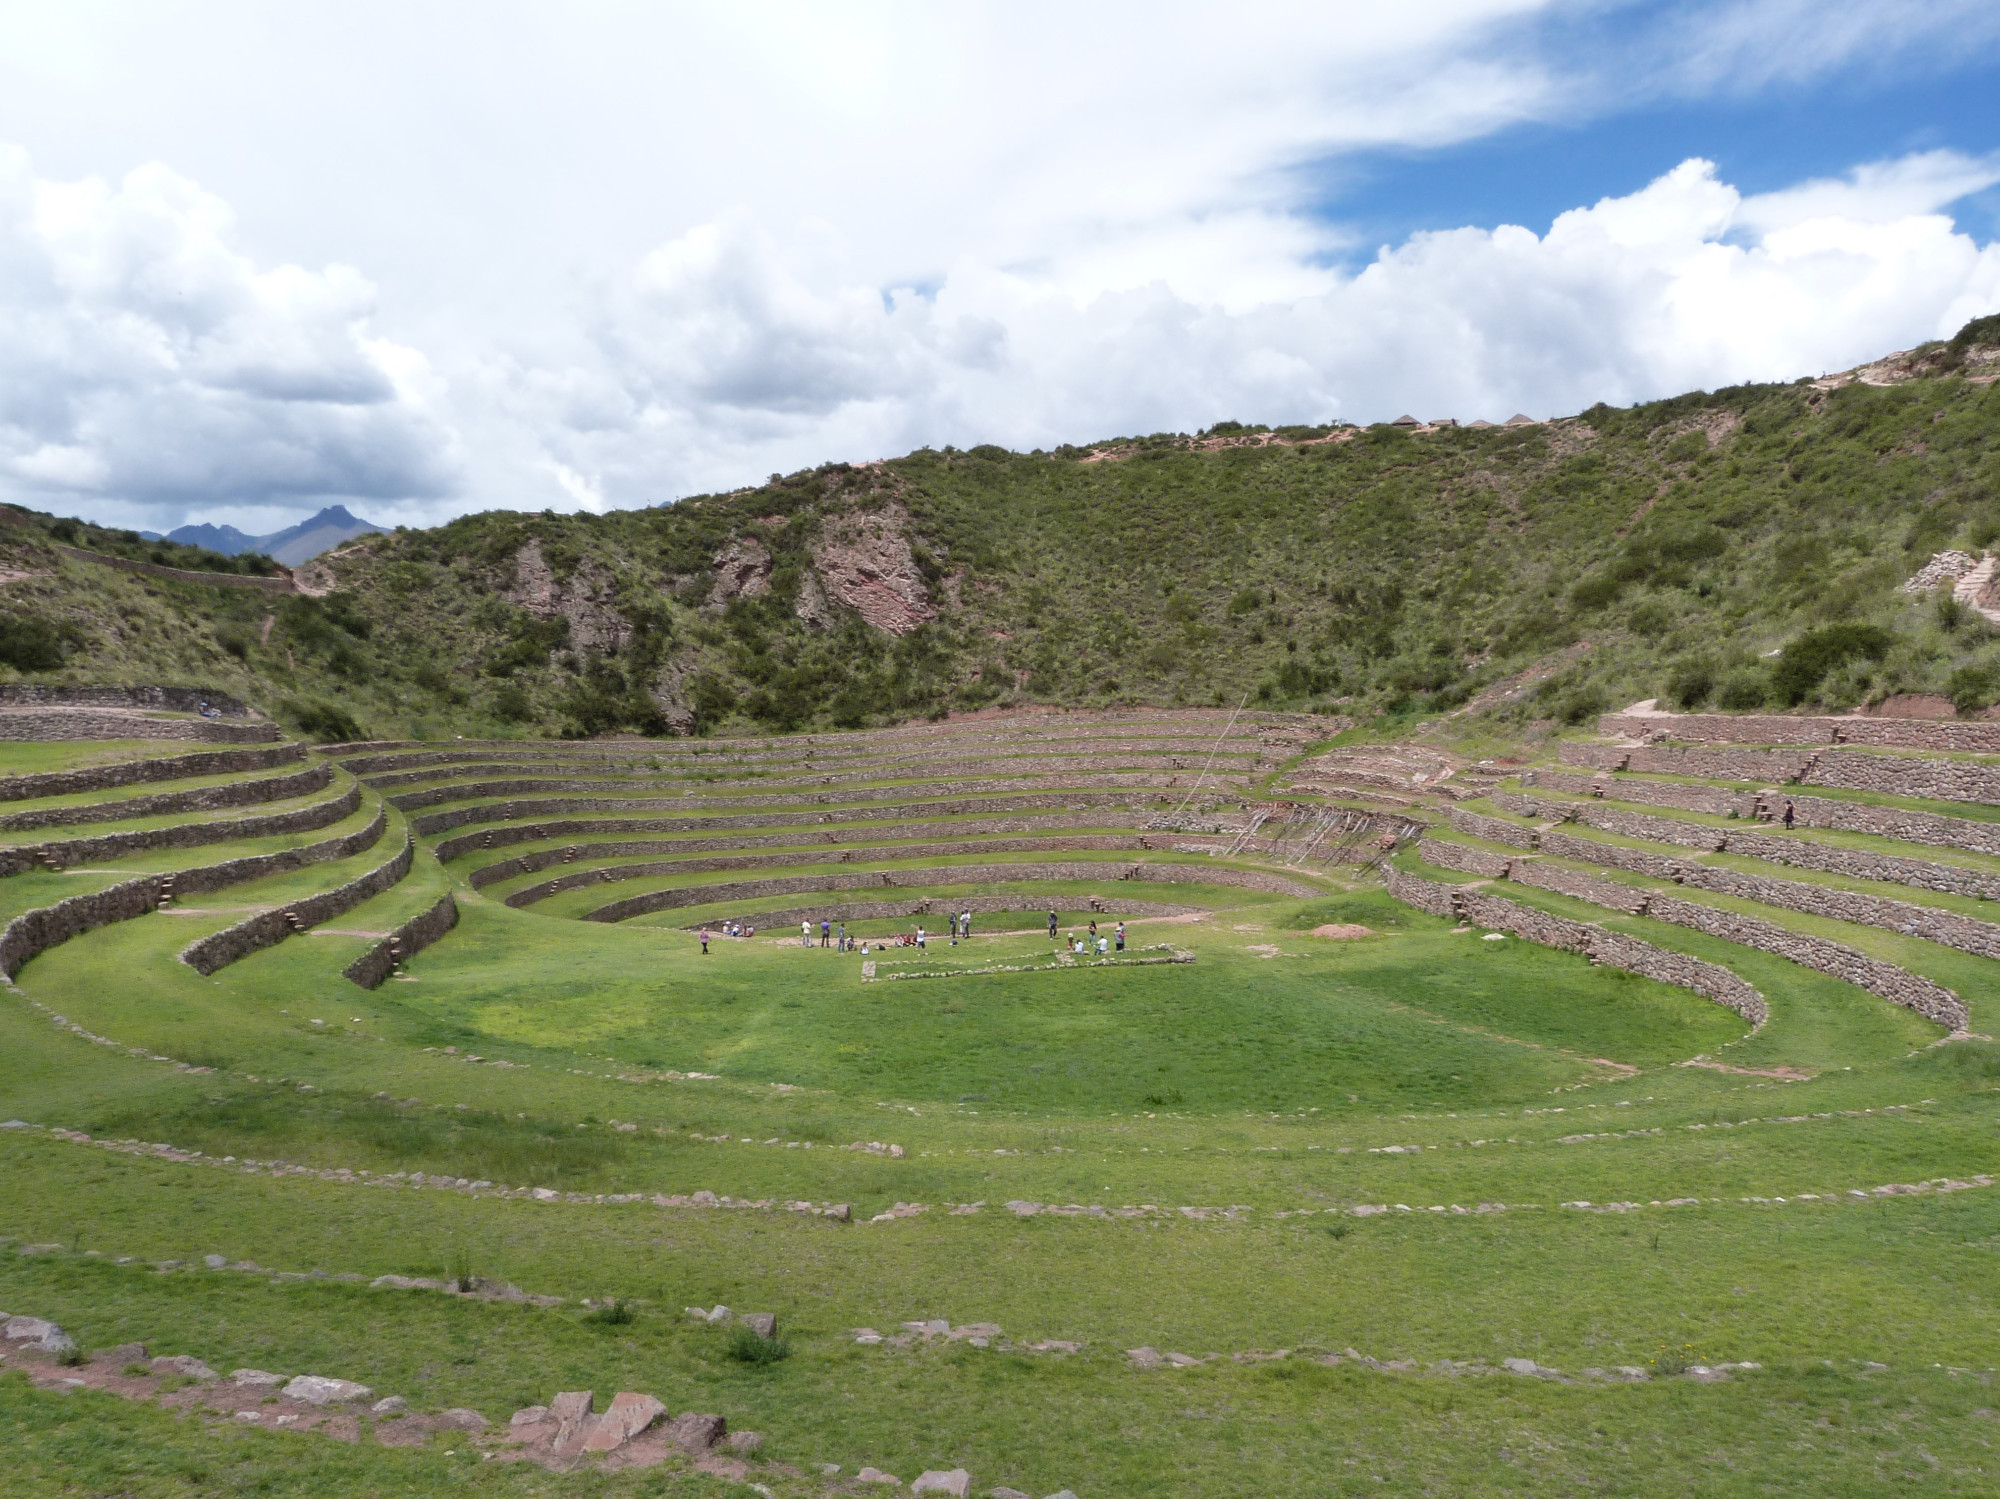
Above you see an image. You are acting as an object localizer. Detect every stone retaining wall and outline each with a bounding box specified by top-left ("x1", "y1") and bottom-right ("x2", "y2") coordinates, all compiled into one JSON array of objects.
[
  {"x1": 1383, "y1": 871, "x2": 1767, "y2": 1024},
  {"x1": 1531, "y1": 783, "x2": 2000, "y2": 863},
  {"x1": 584, "y1": 861, "x2": 1325, "y2": 923},
  {"x1": 0, "y1": 709, "x2": 279, "y2": 743},
  {"x1": 476, "y1": 833, "x2": 1231, "y2": 893},
  {"x1": 1639, "y1": 891, "x2": 1965, "y2": 1029},
  {"x1": 343, "y1": 895, "x2": 460, "y2": 989},
  {"x1": 361, "y1": 741, "x2": 1263, "y2": 787},
  {"x1": 1382, "y1": 866, "x2": 1460, "y2": 918},
  {"x1": 0, "y1": 783, "x2": 362, "y2": 877},
  {"x1": 0, "y1": 743, "x2": 303, "y2": 805},
  {"x1": 1525, "y1": 768, "x2": 1758, "y2": 818},
  {"x1": 1444, "y1": 806, "x2": 1539, "y2": 848},
  {"x1": 678, "y1": 896, "x2": 1200, "y2": 931},
  {"x1": 435, "y1": 809, "x2": 1165, "y2": 863},
  {"x1": 0, "y1": 762, "x2": 334, "y2": 834},
  {"x1": 1721, "y1": 827, "x2": 2000, "y2": 900},
  {"x1": 1536, "y1": 829, "x2": 1684, "y2": 880},
  {"x1": 0, "y1": 684, "x2": 255, "y2": 716},
  {"x1": 390, "y1": 770, "x2": 1231, "y2": 815},
  {"x1": 0, "y1": 808, "x2": 387, "y2": 979},
  {"x1": 1598, "y1": 710, "x2": 2000, "y2": 754},
  {"x1": 1415, "y1": 838, "x2": 1514, "y2": 879},
  {"x1": 1562, "y1": 742, "x2": 1818, "y2": 781},
  {"x1": 48, "y1": 542, "x2": 297, "y2": 593},
  {"x1": 410, "y1": 789, "x2": 1174, "y2": 839},
  {"x1": 181, "y1": 835, "x2": 415, "y2": 975},
  {"x1": 1672, "y1": 862, "x2": 2000, "y2": 963},
  {"x1": 1507, "y1": 860, "x2": 1654, "y2": 914}
]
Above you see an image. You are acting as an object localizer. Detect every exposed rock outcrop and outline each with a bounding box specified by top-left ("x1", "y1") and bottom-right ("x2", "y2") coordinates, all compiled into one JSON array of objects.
[
  {"x1": 707, "y1": 539, "x2": 772, "y2": 610},
  {"x1": 811, "y1": 505, "x2": 934, "y2": 634},
  {"x1": 506, "y1": 539, "x2": 630, "y2": 652}
]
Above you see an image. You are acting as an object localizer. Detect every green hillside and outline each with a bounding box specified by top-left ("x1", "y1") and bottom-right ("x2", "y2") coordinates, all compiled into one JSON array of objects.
[{"x1": 4, "y1": 317, "x2": 1999, "y2": 742}]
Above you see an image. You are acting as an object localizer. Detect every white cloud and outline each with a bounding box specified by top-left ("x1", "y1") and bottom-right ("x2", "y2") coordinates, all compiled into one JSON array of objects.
[
  {"x1": 0, "y1": 4, "x2": 1997, "y2": 526},
  {"x1": 507, "y1": 152, "x2": 2000, "y2": 503},
  {"x1": 0, "y1": 145, "x2": 459, "y2": 530}
]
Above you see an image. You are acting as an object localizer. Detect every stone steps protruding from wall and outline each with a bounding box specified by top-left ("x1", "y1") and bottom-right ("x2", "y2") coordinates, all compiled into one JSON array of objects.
[{"x1": 1596, "y1": 708, "x2": 2000, "y2": 754}]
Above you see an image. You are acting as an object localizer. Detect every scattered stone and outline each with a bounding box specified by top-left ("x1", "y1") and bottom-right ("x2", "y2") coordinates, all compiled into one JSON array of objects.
[
  {"x1": 96, "y1": 1342, "x2": 148, "y2": 1365},
  {"x1": 739, "y1": 1312, "x2": 778, "y2": 1339},
  {"x1": 853, "y1": 1328, "x2": 884, "y2": 1344},
  {"x1": 3, "y1": 1316, "x2": 61, "y2": 1344},
  {"x1": 1164, "y1": 1352, "x2": 1203, "y2": 1367},
  {"x1": 436, "y1": 1407, "x2": 489, "y2": 1431},
  {"x1": 231, "y1": 1368, "x2": 286, "y2": 1389},
  {"x1": 371, "y1": 1396, "x2": 408, "y2": 1415},
  {"x1": 666, "y1": 1410, "x2": 727, "y2": 1453},
  {"x1": 282, "y1": 1375, "x2": 373, "y2": 1406},
  {"x1": 913, "y1": 1469, "x2": 971, "y2": 1496},
  {"x1": 582, "y1": 1391, "x2": 664, "y2": 1452},
  {"x1": 203, "y1": 1254, "x2": 227, "y2": 1269},
  {"x1": 372, "y1": 1274, "x2": 444, "y2": 1291},
  {"x1": 856, "y1": 1468, "x2": 902, "y2": 1485},
  {"x1": 820, "y1": 1464, "x2": 843, "y2": 1476},
  {"x1": 151, "y1": 1355, "x2": 217, "y2": 1380},
  {"x1": 510, "y1": 1404, "x2": 549, "y2": 1426},
  {"x1": 1127, "y1": 1346, "x2": 1165, "y2": 1369},
  {"x1": 990, "y1": 1490, "x2": 1031, "y2": 1499},
  {"x1": 550, "y1": 1390, "x2": 595, "y2": 1456},
  {"x1": 705, "y1": 1305, "x2": 732, "y2": 1324},
  {"x1": 1044, "y1": 1490, "x2": 1080, "y2": 1499},
  {"x1": 1502, "y1": 1358, "x2": 1558, "y2": 1378},
  {"x1": 726, "y1": 1430, "x2": 764, "y2": 1454}
]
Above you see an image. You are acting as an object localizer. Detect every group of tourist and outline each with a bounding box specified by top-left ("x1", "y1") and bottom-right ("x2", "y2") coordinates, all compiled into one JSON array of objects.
[
  {"x1": 697, "y1": 908, "x2": 1128, "y2": 958},
  {"x1": 1057, "y1": 916, "x2": 1126, "y2": 956}
]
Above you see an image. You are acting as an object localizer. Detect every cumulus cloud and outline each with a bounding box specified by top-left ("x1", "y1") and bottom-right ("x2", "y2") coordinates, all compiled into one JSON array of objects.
[
  {"x1": 0, "y1": 145, "x2": 458, "y2": 531},
  {"x1": 510, "y1": 151, "x2": 2000, "y2": 504}
]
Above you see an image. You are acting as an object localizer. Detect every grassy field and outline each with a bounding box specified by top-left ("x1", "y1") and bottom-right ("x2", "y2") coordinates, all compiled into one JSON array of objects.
[{"x1": 8, "y1": 848, "x2": 2000, "y2": 1496}]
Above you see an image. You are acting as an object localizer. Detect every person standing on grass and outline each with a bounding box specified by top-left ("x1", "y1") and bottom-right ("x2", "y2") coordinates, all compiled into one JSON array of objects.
[
  {"x1": 917, "y1": 924, "x2": 926, "y2": 950},
  {"x1": 837, "y1": 920, "x2": 847, "y2": 952},
  {"x1": 1783, "y1": 800, "x2": 1796, "y2": 830},
  {"x1": 1116, "y1": 920, "x2": 1125, "y2": 952},
  {"x1": 961, "y1": 910, "x2": 972, "y2": 942},
  {"x1": 699, "y1": 927, "x2": 710, "y2": 955},
  {"x1": 1049, "y1": 910, "x2": 1059, "y2": 940},
  {"x1": 802, "y1": 919, "x2": 812, "y2": 948},
  {"x1": 821, "y1": 918, "x2": 831, "y2": 948}
]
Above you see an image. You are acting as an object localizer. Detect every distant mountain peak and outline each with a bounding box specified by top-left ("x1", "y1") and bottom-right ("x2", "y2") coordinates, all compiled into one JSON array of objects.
[{"x1": 166, "y1": 505, "x2": 385, "y2": 566}]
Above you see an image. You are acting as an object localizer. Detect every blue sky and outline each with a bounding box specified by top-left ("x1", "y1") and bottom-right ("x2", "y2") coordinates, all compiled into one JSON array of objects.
[
  {"x1": 1324, "y1": 59, "x2": 2000, "y2": 253},
  {"x1": 0, "y1": 1, "x2": 1997, "y2": 533}
]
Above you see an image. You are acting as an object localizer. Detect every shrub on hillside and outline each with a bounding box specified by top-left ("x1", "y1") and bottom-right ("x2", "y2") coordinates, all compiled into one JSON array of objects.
[
  {"x1": 1771, "y1": 625, "x2": 1893, "y2": 705},
  {"x1": 1716, "y1": 671, "x2": 1768, "y2": 710},
  {"x1": 283, "y1": 697, "x2": 365, "y2": 743},
  {"x1": 1947, "y1": 663, "x2": 1998, "y2": 716},
  {"x1": 0, "y1": 613, "x2": 70, "y2": 672},
  {"x1": 1665, "y1": 660, "x2": 1715, "y2": 709}
]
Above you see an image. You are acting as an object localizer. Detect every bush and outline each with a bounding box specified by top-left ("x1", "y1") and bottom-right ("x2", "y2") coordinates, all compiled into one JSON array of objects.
[
  {"x1": 726, "y1": 1325, "x2": 790, "y2": 1364},
  {"x1": 1665, "y1": 660, "x2": 1715, "y2": 709},
  {"x1": 583, "y1": 1298, "x2": 635, "y2": 1326},
  {"x1": 1771, "y1": 624, "x2": 1893, "y2": 705},
  {"x1": 282, "y1": 697, "x2": 365, "y2": 743},
  {"x1": 1717, "y1": 672, "x2": 1768, "y2": 710},
  {"x1": 0, "y1": 614, "x2": 68, "y2": 672},
  {"x1": 492, "y1": 683, "x2": 534, "y2": 722},
  {"x1": 1947, "y1": 664, "x2": 1998, "y2": 716}
]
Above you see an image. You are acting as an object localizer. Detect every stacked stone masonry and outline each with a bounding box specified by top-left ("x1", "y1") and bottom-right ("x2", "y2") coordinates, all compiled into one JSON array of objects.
[
  {"x1": 1598, "y1": 709, "x2": 2000, "y2": 754},
  {"x1": 584, "y1": 862, "x2": 1325, "y2": 923},
  {"x1": 1443, "y1": 807, "x2": 1538, "y2": 848},
  {"x1": 343, "y1": 895, "x2": 460, "y2": 989},
  {"x1": 0, "y1": 743, "x2": 303, "y2": 804},
  {"x1": 0, "y1": 783, "x2": 362, "y2": 877},
  {"x1": 411, "y1": 790, "x2": 1175, "y2": 839},
  {"x1": 0, "y1": 710, "x2": 279, "y2": 744},
  {"x1": 1382, "y1": 868, "x2": 1766, "y2": 1024},
  {"x1": 498, "y1": 838, "x2": 1245, "y2": 903},
  {"x1": 181, "y1": 835, "x2": 416, "y2": 975},
  {"x1": 390, "y1": 771, "x2": 1227, "y2": 816},
  {"x1": 0, "y1": 763, "x2": 334, "y2": 835},
  {"x1": 0, "y1": 685, "x2": 254, "y2": 716},
  {"x1": 0, "y1": 809, "x2": 387, "y2": 979},
  {"x1": 437, "y1": 811, "x2": 1175, "y2": 865}
]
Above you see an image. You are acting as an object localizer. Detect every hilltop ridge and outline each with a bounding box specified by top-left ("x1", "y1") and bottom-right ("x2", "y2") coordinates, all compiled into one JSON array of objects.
[{"x1": 0, "y1": 317, "x2": 1995, "y2": 743}]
